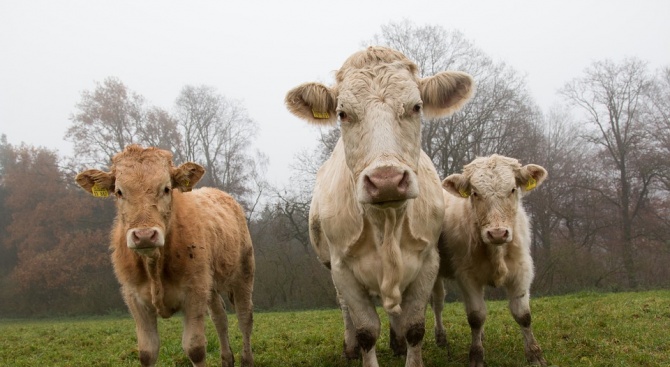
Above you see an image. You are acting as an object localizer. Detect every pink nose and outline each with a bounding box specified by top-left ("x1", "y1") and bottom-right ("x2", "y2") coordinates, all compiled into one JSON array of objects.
[
  {"x1": 132, "y1": 228, "x2": 158, "y2": 246},
  {"x1": 363, "y1": 167, "x2": 410, "y2": 203},
  {"x1": 487, "y1": 228, "x2": 509, "y2": 244}
]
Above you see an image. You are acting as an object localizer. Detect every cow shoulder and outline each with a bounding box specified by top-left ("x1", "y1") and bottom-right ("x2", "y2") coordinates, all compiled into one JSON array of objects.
[{"x1": 312, "y1": 141, "x2": 364, "y2": 254}]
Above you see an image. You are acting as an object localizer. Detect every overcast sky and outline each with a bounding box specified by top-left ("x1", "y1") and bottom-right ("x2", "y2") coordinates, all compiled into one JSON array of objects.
[{"x1": 1, "y1": 0, "x2": 669, "y2": 186}]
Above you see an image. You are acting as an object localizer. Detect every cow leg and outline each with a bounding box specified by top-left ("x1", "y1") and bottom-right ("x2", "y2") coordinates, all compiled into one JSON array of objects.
[
  {"x1": 124, "y1": 291, "x2": 159, "y2": 367},
  {"x1": 337, "y1": 289, "x2": 361, "y2": 360},
  {"x1": 506, "y1": 284, "x2": 546, "y2": 366},
  {"x1": 232, "y1": 286, "x2": 255, "y2": 367},
  {"x1": 458, "y1": 278, "x2": 487, "y2": 367},
  {"x1": 431, "y1": 277, "x2": 448, "y2": 349},
  {"x1": 331, "y1": 269, "x2": 381, "y2": 367},
  {"x1": 208, "y1": 292, "x2": 234, "y2": 367},
  {"x1": 389, "y1": 315, "x2": 406, "y2": 356},
  {"x1": 182, "y1": 300, "x2": 208, "y2": 367},
  {"x1": 393, "y1": 252, "x2": 438, "y2": 367}
]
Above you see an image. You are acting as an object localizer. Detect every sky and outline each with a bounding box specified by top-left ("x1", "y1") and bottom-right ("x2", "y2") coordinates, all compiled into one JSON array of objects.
[{"x1": 1, "y1": 0, "x2": 669, "y2": 187}]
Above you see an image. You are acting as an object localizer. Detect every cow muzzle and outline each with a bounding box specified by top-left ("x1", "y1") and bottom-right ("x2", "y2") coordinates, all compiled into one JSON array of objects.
[
  {"x1": 126, "y1": 227, "x2": 165, "y2": 253},
  {"x1": 358, "y1": 165, "x2": 418, "y2": 207},
  {"x1": 483, "y1": 227, "x2": 512, "y2": 246}
]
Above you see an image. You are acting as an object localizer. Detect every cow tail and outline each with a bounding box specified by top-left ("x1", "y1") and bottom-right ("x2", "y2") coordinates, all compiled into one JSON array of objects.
[{"x1": 380, "y1": 211, "x2": 403, "y2": 315}]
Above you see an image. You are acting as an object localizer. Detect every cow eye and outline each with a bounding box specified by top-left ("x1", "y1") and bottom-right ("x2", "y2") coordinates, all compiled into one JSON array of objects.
[
  {"x1": 115, "y1": 189, "x2": 123, "y2": 198},
  {"x1": 413, "y1": 103, "x2": 422, "y2": 113},
  {"x1": 338, "y1": 111, "x2": 348, "y2": 120},
  {"x1": 164, "y1": 186, "x2": 171, "y2": 195},
  {"x1": 511, "y1": 188, "x2": 516, "y2": 195}
]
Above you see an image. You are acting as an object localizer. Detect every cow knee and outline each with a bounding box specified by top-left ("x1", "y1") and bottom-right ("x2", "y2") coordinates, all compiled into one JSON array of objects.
[
  {"x1": 356, "y1": 328, "x2": 377, "y2": 352},
  {"x1": 405, "y1": 323, "x2": 425, "y2": 347},
  {"x1": 467, "y1": 310, "x2": 485, "y2": 330},
  {"x1": 188, "y1": 345, "x2": 206, "y2": 365},
  {"x1": 389, "y1": 325, "x2": 406, "y2": 356},
  {"x1": 514, "y1": 312, "x2": 532, "y2": 328}
]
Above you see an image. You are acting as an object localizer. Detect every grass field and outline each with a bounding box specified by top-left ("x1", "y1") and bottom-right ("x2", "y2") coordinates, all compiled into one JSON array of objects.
[{"x1": 1, "y1": 290, "x2": 668, "y2": 366}]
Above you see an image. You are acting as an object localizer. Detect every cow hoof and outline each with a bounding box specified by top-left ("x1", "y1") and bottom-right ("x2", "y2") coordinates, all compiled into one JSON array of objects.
[
  {"x1": 469, "y1": 345, "x2": 485, "y2": 367},
  {"x1": 342, "y1": 340, "x2": 361, "y2": 360},
  {"x1": 435, "y1": 329, "x2": 447, "y2": 348}
]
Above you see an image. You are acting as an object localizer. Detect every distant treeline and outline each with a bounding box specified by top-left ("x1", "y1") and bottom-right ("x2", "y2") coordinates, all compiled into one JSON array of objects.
[{"x1": 1, "y1": 21, "x2": 669, "y2": 317}]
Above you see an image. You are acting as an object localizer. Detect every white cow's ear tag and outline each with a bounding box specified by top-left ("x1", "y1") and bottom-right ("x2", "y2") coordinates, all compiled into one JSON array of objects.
[
  {"x1": 91, "y1": 183, "x2": 109, "y2": 198},
  {"x1": 459, "y1": 188, "x2": 471, "y2": 198},
  {"x1": 312, "y1": 109, "x2": 330, "y2": 119},
  {"x1": 525, "y1": 177, "x2": 537, "y2": 191}
]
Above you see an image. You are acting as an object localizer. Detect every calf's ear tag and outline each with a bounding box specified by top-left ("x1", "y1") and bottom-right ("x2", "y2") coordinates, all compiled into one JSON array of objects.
[
  {"x1": 182, "y1": 179, "x2": 190, "y2": 188},
  {"x1": 459, "y1": 188, "x2": 471, "y2": 198},
  {"x1": 525, "y1": 177, "x2": 537, "y2": 191},
  {"x1": 91, "y1": 183, "x2": 109, "y2": 198},
  {"x1": 312, "y1": 109, "x2": 330, "y2": 119}
]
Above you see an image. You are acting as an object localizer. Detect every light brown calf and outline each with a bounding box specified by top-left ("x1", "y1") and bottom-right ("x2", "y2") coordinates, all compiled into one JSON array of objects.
[
  {"x1": 432, "y1": 154, "x2": 547, "y2": 367},
  {"x1": 76, "y1": 145, "x2": 254, "y2": 367}
]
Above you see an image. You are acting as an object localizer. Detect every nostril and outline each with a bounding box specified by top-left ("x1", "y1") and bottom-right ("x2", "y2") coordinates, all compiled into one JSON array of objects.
[{"x1": 397, "y1": 171, "x2": 409, "y2": 192}]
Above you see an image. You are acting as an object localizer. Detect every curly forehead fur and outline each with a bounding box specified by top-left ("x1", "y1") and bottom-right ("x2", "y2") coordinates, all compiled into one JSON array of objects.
[
  {"x1": 335, "y1": 46, "x2": 419, "y2": 85},
  {"x1": 111, "y1": 144, "x2": 174, "y2": 179},
  {"x1": 463, "y1": 155, "x2": 521, "y2": 194}
]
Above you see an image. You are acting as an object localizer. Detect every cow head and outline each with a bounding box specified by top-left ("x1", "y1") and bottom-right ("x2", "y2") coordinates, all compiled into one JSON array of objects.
[
  {"x1": 75, "y1": 145, "x2": 205, "y2": 255},
  {"x1": 442, "y1": 155, "x2": 547, "y2": 246},
  {"x1": 285, "y1": 46, "x2": 474, "y2": 208}
]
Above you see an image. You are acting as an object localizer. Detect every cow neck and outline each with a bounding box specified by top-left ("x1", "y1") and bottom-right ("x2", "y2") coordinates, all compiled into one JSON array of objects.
[
  {"x1": 486, "y1": 244, "x2": 509, "y2": 287},
  {"x1": 142, "y1": 249, "x2": 172, "y2": 318},
  {"x1": 368, "y1": 205, "x2": 407, "y2": 316}
]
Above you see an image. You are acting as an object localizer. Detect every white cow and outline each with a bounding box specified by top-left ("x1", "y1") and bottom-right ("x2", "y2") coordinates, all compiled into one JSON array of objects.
[
  {"x1": 432, "y1": 154, "x2": 548, "y2": 367},
  {"x1": 285, "y1": 46, "x2": 473, "y2": 367}
]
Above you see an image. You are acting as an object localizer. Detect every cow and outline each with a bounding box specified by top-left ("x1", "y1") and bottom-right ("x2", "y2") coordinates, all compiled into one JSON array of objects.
[
  {"x1": 431, "y1": 154, "x2": 547, "y2": 367},
  {"x1": 285, "y1": 46, "x2": 474, "y2": 367},
  {"x1": 75, "y1": 145, "x2": 254, "y2": 367}
]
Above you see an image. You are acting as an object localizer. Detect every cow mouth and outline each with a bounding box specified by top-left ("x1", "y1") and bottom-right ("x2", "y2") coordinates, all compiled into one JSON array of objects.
[{"x1": 369, "y1": 199, "x2": 409, "y2": 209}]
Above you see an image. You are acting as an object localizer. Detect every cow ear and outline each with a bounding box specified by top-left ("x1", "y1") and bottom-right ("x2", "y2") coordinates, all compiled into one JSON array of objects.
[
  {"x1": 420, "y1": 71, "x2": 474, "y2": 119},
  {"x1": 75, "y1": 169, "x2": 115, "y2": 198},
  {"x1": 172, "y1": 162, "x2": 205, "y2": 192},
  {"x1": 285, "y1": 82, "x2": 338, "y2": 125},
  {"x1": 517, "y1": 164, "x2": 548, "y2": 192},
  {"x1": 442, "y1": 174, "x2": 471, "y2": 198}
]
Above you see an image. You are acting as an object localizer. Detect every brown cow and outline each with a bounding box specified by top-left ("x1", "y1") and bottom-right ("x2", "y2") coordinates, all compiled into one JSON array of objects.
[
  {"x1": 285, "y1": 46, "x2": 474, "y2": 367},
  {"x1": 75, "y1": 145, "x2": 254, "y2": 367},
  {"x1": 432, "y1": 154, "x2": 547, "y2": 367}
]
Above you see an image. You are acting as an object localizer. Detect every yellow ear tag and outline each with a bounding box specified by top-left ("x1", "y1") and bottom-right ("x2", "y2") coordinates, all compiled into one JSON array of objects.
[
  {"x1": 525, "y1": 177, "x2": 537, "y2": 191},
  {"x1": 312, "y1": 109, "x2": 330, "y2": 119},
  {"x1": 182, "y1": 179, "x2": 190, "y2": 188},
  {"x1": 459, "y1": 188, "x2": 471, "y2": 198},
  {"x1": 91, "y1": 183, "x2": 109, "y2": 198}
]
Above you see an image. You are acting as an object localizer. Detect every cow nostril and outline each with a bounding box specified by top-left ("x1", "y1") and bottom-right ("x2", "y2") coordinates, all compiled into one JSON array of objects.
[{"x1": 397, "y1": 171, "x2": 409, "y2": 192}]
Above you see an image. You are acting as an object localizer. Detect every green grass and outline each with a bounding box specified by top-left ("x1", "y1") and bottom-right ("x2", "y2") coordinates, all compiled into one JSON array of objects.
[{"x1": 1, "y1": 290, "x2": 668, "y2": 366}]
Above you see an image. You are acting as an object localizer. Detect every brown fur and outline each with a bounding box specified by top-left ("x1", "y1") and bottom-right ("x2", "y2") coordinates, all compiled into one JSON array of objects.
[{"x1": 76, "y1": 145, "x2": 254, "y2": 367}]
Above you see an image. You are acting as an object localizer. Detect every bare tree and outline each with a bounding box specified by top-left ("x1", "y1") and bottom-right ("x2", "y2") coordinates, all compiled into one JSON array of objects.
[
  {"x1": 66, "y1": 77, "x2": 146, "y2": 167},
  {"x1": 560, "y1": 58, "x2": 657, "y2": 289},
  {"x1": 174, "y1": 85, "x2": 260, "y2": 202},
  {"x1": 368, "y1": 20, "x2": 540, "y2": 177},
  {"x1": 66, "y1": 77, "x2": 181, "y2": 168}
]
